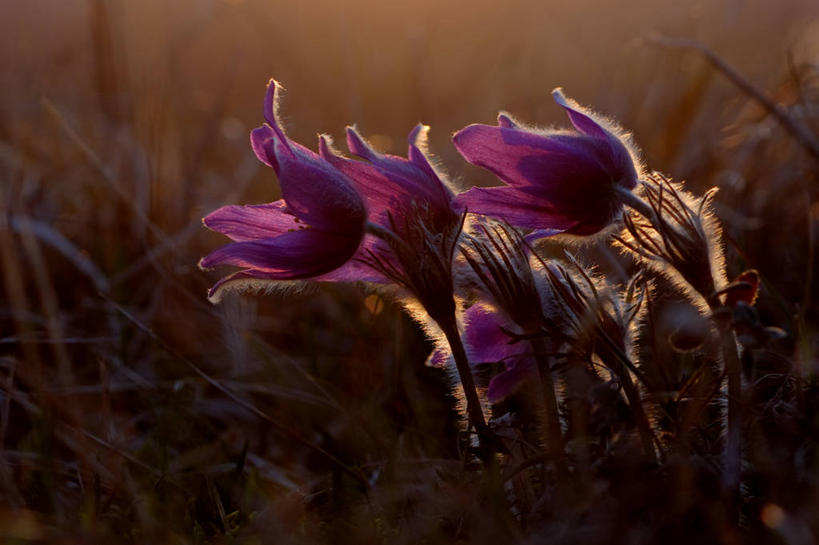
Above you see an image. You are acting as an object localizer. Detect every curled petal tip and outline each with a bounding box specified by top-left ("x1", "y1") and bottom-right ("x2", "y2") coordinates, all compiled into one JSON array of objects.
[
  {"x1": 451, "y1": 124, "x2": 473, "y2": 145},
  {"x1": 497, "y1": 112, "x2": 518, "y2": 129},
  {"x1": 551, "y1": 87, "x2": 610, "y2": 140},
  {"x1": 263, "y1": 79, "x2": 281, "y2": 126},
  {"x1": 317, "y1": 133, "x2": 333, "y2": 159},
  {"x1": 409, "y1": 123, "x2": 430, "y2": 141},
  {"x1": 552, "y1": 87, "x2": 578, "y2": 112},
  {"x1": 408, "y1": 123, "x2": 430, "y2": 153},
  {"x1": 346, "y1": 126, "x2": 378, "y2": 160},
  {"x1": 250, "y1": 125, "x2": 279, "y2": 170}
]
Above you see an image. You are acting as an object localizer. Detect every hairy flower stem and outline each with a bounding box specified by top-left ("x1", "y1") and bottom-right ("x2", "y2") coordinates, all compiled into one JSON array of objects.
[
  {"x1": 616, "y1": 185, "x2": 742, "y2": 499},
  {"x1": 615, "y1": 184, "x2": 657, "y2": 223},
  {"x1": 601, "y1": 339, "x2": 658, "y2": 463},
  {"x1": 720, "y1": 323, "x2": 742, "y2": 506},
  {"x1": 438, "y1": 316, "x2": 494, "y2": 461},
  {"x1": 618, "y1": 365, "x2": 658, "y2": 464},
  {"x1": 531, "y1": 336, "x2": 569, "y2": 478}
]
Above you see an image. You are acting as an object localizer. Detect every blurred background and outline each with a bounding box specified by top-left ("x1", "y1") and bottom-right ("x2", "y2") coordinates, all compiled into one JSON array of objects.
[{"x1": 2, "y1": 0, "x2": 819, "y2": 542}]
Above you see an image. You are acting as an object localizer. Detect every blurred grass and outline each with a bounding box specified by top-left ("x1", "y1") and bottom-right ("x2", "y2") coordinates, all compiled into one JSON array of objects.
[{"x1": 2, "y1": 0, "x2": 819, "y2": 543}]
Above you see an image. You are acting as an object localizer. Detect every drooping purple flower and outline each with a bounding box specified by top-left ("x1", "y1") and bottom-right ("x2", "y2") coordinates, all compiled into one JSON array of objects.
[
  {"x1": 458, "y1": 223, "x2": 561, "y2": 403},
  {"x1": 453, "y1": 89, "x2": 642, "y2": 239},
  {"x1": 199, "y1": 80, "x2": 367, "y2": 301},
  {"x1": 318, "y1": 124, "x2": 463, "y2": 322},
  {"x1": 320, "y1": 125, "x2": 493, "y2": 435}
]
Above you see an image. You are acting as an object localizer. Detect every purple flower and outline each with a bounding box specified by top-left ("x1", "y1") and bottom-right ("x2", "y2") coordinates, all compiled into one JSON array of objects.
[
  {"x1": 453, "y1": 89, "x2": 642, "y2": 238},
  {"x1": 427, "y1": 301, "x2": 538, "y2": 402},
  {"x1": 199, "y1": 80, "x2": 367, "y2": 301},
  {"x1": 319, "y1": 124, "x2": 463, "y2": 321},
  {"x1": 463, "y1": 303, "x2": 536, "y2": 403},
  {"x1": 320, "y1": 124, "x2": 454, "y2": 230},
  {"x1": 321, "y1": 125, "x2": 493, "y2": 435}
]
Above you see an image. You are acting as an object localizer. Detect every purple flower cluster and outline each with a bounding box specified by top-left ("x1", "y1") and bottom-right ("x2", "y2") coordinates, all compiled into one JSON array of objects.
[
  {"x1": 201, "y1": 79, "x2": 641, "y2": 301},
  {"x1": 198, "y1": 77, "x2": 751, "y2": 492},
  {"x1": 200, "y1": 78, "x2": 646, "y2": 444}
]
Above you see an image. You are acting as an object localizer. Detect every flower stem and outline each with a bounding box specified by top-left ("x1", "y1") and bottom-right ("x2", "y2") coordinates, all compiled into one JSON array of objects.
[
  {"x1": 530, "y1": 336, "x2": 569, "y2": 477},
  {"x1": 438, "y1": 316, "x2": 491, "y2": 451},
  {"x1": 596, "y1": 333, "x2": 658, "y2": 463},
  {"x1": 618, "y1": 364, "x2": 658, "y2": 464},
  {"x1": 615, "y1": 184, "x2": 657, "y2": 223},
  {"x1": 720, "y1": 323, "x2": 742, "y2": 506}
]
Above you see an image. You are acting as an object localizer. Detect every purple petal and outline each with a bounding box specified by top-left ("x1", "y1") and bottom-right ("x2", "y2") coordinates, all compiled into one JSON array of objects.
[
  {"x1": 345, "y1": 126, "x2": 379, "y2": 161},
  {"x1": 463, "y1": 303, "x2": 526, "y2": 364},
  {"x1": 454, "y1": 124, "x2": 613, "y2": 190},
  {"x1": 524, "y1": 228, "x2": 566, "y2": 243},
  {"x1": 552, "y1": 89, "x2": 639, "y2": 190},
  {"x1": 344, "y1": 127, "x2": 423, "y2": 186},
  {"x1": 250, "y1": 126, "x2": 278, "y2": 171},
  {"x1": 247, "y1": 82, "x2": 366, "y2": 233},
  {"x1": 262, "y1": 79, "x2": 291, "y2": 150},
  {"x1": 320, "y1": 127, "x2": 452, "y2": 220},
  {"x1": 206, "y1": 237, "x2": 388, "y2": 300},
  {"x1": 497, "y1": 113, "x2": 518, "y2": 129},
  {"x1": 426, "y1": 348, "x2": 450, "y2": 368},
  {"x1": 454, "y1": 186, "x2": 581, "y2": 231},
  {"x1": 203, "y1": 201, "x2": 299, "y2": 242},
  {"x1": 552, "y1": 88, "x2": 609, "y2": 141},
  {"x1": 406, "y1": 124, "x2": 436, "y2": 177},
  {"x1": 200, "y1": 228, "x2": 361, "y2": 278},
  {"x1": 203, "y1": 78, "x2": 372, "y2": 300},
  {"x1": 314, "y1": 236, "x2": 392, "y2": 284},
  {"x1": 273, "y1": 137, "x2": 366, "y2": 231},
  {"x1": 462, "y1": 303, "x2": 537, "y2": 402},
  {"x1": 453, "y1": 122, "x2": 636, "y2": 230},
  {"x1": 320, "y1": 138, "x2": 406, "y2": 220},
  {"x1": 406, "y1": 125, "x2": 457, "y2": 209}
]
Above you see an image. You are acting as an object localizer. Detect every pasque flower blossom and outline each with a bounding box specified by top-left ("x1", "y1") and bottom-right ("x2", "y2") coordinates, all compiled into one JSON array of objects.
[
  {"x1": 453, "y1": 89, "x2": 642, "y2": 238},
  {"x1": 319, "y1": 124, "x2": 462, "y2": 322},
  {"x1": 199, "y1": 80, "x2": 367, "y2": 301},
  {"x1": 461, "y1": 302, "x2": 537, "y2": 403},
  {"x1": 320, "y1": 125, "x2": 496, "y2": 441}
]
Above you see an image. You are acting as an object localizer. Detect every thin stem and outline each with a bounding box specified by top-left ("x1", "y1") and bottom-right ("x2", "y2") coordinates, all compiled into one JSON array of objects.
[
  {"x1": 530, "y1": 336, "x2": 569, "y2": 477},
  {"x1": 720, "y1": 323, "x2": 742, "y2": 508},
  {"x1": 646, "y1": 34, "x2": 819, "y2": 164},
  {"x1": 615, "y1": 184, "x2": 658, "y2": 223},
  {"x1": 619, "y1": 169, "x2": 743, "y2": 505},
  {"x1": 594, "y1": 334, "x2": 658, "y2": 463},
  {"x1": 618, "y1": 363, "x2": 659, "y2": 464},
  {"x1": 438, "y1": 316, "x2": 491, "y2": 447}
]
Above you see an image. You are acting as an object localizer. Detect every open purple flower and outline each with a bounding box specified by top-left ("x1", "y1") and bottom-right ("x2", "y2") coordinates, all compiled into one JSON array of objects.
[
  {"x1": 200, "y1": 80, "x2": 367, "y2": 301},
  {"x1": 453, "y1": 89, "x2": 642, "y2": 238}
]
